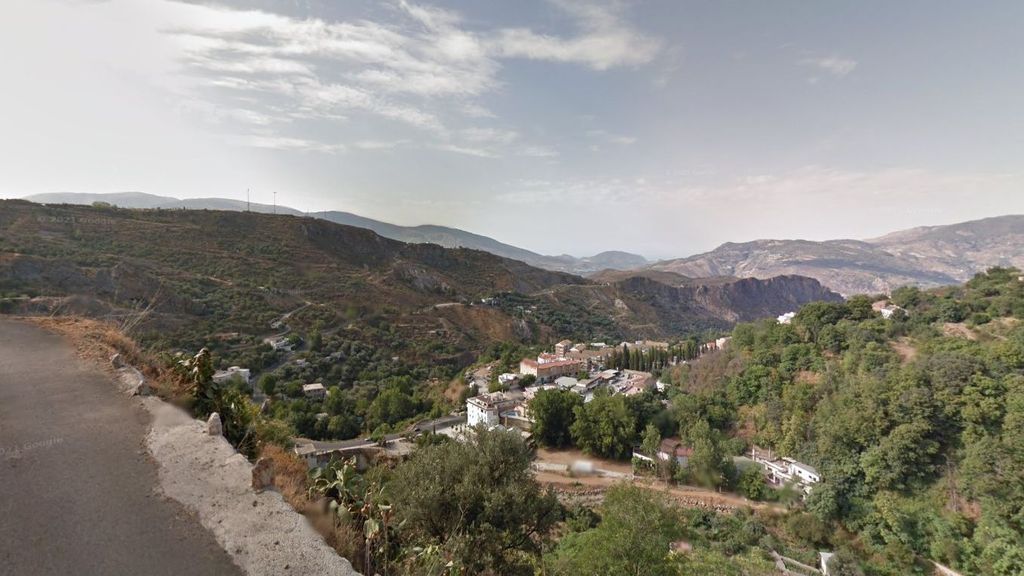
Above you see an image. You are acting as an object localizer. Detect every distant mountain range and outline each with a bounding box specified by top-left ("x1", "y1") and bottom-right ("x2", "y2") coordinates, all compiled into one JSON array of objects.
[
  {"x1": 20, "y1": 192, "x2": 1024, "y2": 296},
  {"x1": 648, "y1": 215, "x2": 1024, "y2": 295},
  {"x1": 1, "y1": 200, "x2": 838, "y2": 355},
  {"x1": 22, "y1": 192, "x2": 648, "y2": 276}
]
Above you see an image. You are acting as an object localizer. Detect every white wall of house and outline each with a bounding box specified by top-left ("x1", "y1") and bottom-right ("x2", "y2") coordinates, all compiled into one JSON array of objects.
[
  {"x1": 467, "y1": 401, "x2": 498, "y2": 427},
  {"x1": 792, "y1": 465, "x2": 820, "y2": 484}
]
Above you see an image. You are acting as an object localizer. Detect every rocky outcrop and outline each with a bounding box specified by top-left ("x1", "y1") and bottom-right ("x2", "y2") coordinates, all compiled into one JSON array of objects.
[
  {"x1": 611, "y1": 274, "x2": 841, "y2": 333},
  {"x1": 648, "y1": 216, "x2": 1024, "y2": 296}
]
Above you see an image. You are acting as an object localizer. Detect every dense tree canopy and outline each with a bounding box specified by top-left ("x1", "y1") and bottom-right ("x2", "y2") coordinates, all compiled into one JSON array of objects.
[
  {"x1": 570, "y1": 392, "x2": 638, "y2": 459},
  {"x1": 660, "y1": 267, "x2": 1024, "y2": 574},
  {"x1": 388, "y1": 427, "x2": 561, "y2": 575},
  {"x1": 530, "y1": 388, "x2": 583, "y2": 447}
]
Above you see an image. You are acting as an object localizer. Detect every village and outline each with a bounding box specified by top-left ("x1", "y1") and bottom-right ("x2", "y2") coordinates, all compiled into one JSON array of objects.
[{"x1": 277, "y1": 334, "x2": 823, "y2": 514}]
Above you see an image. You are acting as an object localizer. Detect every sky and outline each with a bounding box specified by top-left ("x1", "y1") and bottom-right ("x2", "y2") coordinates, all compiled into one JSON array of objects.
[{"x1": 2, "y1": 0, "x2": 1023, "y2": 259}]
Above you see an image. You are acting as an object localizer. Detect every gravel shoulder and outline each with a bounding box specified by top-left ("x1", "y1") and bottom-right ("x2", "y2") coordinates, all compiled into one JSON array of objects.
[
  {"x1": 0, "y1": 317, "x2": 360, "y2": 576},
  {"x1": 0, "y1": 318, "x2": 242, "y2": 576}
]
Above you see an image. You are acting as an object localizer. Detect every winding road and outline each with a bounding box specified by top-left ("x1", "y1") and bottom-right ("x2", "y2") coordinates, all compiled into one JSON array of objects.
[{"x1": 0, "y1": 319, "x2": 242, "y2": 576}]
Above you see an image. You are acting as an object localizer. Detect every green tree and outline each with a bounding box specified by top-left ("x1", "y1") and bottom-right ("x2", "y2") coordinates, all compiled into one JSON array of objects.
[
  {"x1": 641, "y1": 423, "x2": 662, "y2": 459},
  {"x1": 366, "y1": 388, "x2": 417, "y2": 429},
  {"x1": 258, "y1": 373, "x2": 278, "y2": 396},
  {"x1": 683, "y1": 419, "x2": 726, "y2": 488},
  {"x1": 825, "y1": 549, "x2": 866, "y2": 576},
  {"x1": 388, "y1": 428, "x2": 560, "y2": 575},
  {"x1": 547, "y1": 485, "x2": 680, "y2": 576},
  {"x1": 737, "y1": 466, "x2": 768, "y2": 500},
  {"x1": 571, "y1": 394, "x2": 637, "y2": 459},
  {"x1": 530, "y1": 389, "x2": 583, "y2": 447}
]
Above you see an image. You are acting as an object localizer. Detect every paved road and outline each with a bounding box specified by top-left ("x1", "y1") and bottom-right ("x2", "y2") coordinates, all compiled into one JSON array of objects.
[
  {"x1": 0, "y1": 319, "x2": 242, "y2": 576},
  {"x1": 300, "y1": 413, "x2": 467, "y2": 452}
]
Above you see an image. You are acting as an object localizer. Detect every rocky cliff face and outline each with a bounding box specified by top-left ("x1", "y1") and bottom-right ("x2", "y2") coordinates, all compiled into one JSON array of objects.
[{"x1": 606, "y1": 274, "x2": 842, "y2": 334}]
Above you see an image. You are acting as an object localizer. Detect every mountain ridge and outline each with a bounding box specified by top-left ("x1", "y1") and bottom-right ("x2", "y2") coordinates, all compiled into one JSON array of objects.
[
  {"x1": 21, "y1": 192, "x2": 646, "y2": 276},
  {"x1": 648, "y1": 216, "x2": 1024, "y2": 295},
  {"x1": 0, "y1": 200, "x2": 839, "y2": 350}
]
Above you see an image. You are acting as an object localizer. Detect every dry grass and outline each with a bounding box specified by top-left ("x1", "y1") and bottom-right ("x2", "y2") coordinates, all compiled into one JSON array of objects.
[
  {"x1": 259, "y1": 444, "x2": 310, "y2": 509},
  {"x1": 27, "y1": 315, "x2": 143, "y2": 370},
  {"x1": 257, "y1": 444, "x2": 369, "y2": 570},
  {"x1": 25, "y1": 315, "x2": 196, "y2": 404},
  {"x1": 942, "y1": 322, "x2": 978, "y2": 341},
  {"x1": 890, "y1": 338, "x2": 919, "y2": 364},
  {"x1": 794, "y1": 370, "x2": 823, "y2": 385}
]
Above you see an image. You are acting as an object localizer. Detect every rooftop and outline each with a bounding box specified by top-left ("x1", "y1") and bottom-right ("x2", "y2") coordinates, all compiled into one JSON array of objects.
[{"x1": 468, "y1": 391, "x2": 520, "y2": 409}]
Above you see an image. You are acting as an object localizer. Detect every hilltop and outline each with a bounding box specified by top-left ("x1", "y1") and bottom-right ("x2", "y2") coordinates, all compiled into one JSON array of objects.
[
  {"x1": 26, "y1": 194, "x2": 1024, "y2": 295},
  {"x1": 22, "y1": 192, "x2": 648, "y2": 276},
  {"x1": 0, "y1": 201, "x2": 837, "y2": 355}
]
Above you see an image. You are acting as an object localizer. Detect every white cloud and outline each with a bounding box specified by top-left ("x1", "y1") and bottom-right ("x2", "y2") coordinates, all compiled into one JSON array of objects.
[
  {"x1": 800, "y1": 55, "x2": 858, "y2": 78},
  {"x1": 30, "y1": 0, "x2": 660, "y2": 159},
  {"x1": 461, "y1": 127, "x2": 518, "y2": 144},
  {"x1": 491, "y1": 1, "x2": 661, "y2": 70},
  {"x1": 433, "y1": 143, "x2": 499, "y2": 158},
  {"x1": 353, "y1": 139, "x2": 411, "y2": 150},
  {"x1": 518, "y1": 145, "x2": 560, "y2": 158},
  {"x1": 153, "y1": 0, "x2": 661, "y2": 155},
  {"x1": 462, "y1": 103, "x2": 496, "y2": 118},
  {"x1": 587, "y1": 129, "x2": 637, "y2": 145},
  {"x1": 228, "y1": 134, "x2": 345, "y2": 153},
  {"x1": 501, "y1": 166, "x2": 1020, "y2": 213}
]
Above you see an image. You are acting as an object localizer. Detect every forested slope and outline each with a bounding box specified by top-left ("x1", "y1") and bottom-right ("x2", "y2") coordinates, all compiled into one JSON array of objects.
[{"x1": 665, "y1": 267, "x2": 1024, "y2": 574}]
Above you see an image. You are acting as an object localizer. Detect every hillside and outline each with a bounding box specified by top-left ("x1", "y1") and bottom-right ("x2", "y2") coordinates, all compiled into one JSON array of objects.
[
  {"x1": 649, "y1": 215, "x2": 1024, "y2": 296},
  {"x1": 650, "y1": 239, "x2": 958, "y2": 296},
  {"x1": 869, "y1": 214, "x2": 1024, "y2": 278},
  {"x1": 22, "y1": 192, "x2": 647, "y2": 275},
  {"x1": 0, "y1": 201, "x2": 585, "y2": 359},
  {"x1": 657, "y1": 267, "x2": 1024, "y2": 574},
  {"x1": 0, "y1": 200, "x2": 837, "y2": 353}
]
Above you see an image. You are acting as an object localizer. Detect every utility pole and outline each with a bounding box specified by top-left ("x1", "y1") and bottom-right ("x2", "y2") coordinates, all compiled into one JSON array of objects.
[
  {"x1": 246, "y1": 188, "x2": 250, "y2": 212},
  {"x1": 273, "y1": 191, "x2": 277, "y2": 215}
]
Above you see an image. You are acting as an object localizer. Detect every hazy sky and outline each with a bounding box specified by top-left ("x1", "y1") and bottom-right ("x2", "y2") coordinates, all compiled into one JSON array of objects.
[{"x1": 2, "y1": 1, "x2": 1023, "y2": 258}]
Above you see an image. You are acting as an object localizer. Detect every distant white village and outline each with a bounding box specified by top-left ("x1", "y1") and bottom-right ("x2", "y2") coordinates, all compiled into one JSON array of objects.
[
  {"x1": 259, "y1": 331, "x2": 822, "y2": 499},
  {"x1": 462, "y1": 337, "x2": 821, "y2": 496},
  {"x1": 466, "y1": 339, "x2": 665, "y2": 429}
]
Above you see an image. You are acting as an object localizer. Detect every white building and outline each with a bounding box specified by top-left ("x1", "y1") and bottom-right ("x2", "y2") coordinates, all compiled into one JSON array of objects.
[
  {"x1": 777, "y1": 311, "x2": 796, "y2": 324},
  {"x1": 554, "y1": 339, "x2": 574, "y2": 356},
  {"x1": 554, "y1": 376, "x2": 579, "y2": 390},
  {"x1": 787, "y1": 458, "x2": 821, "y2": 485},
  {"x1": 302, "y1": 383, "x2": 327, "y2": 400},
  {"x1": 212, "y1": 366, "x2": 251, "y2": 387},
  {"x1": 466, "y1": 391, "x2": 520, "y2": 427},
  {"x1": 751, "y1": 446, "x2": 821, "y2": 494},
  {"x1": 264, "y1": 336, "x2": 294, "y2": 351},
  {"x1": 872, "y1": 299, "x2": 908, "y2": 320}
]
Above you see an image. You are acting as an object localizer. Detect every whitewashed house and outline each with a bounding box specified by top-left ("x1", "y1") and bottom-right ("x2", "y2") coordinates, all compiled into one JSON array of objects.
[
  {"x1": 302, "y1": 383, "x2": 327, "y2": 400},
  {"x1": 467, "y1": 391, "x2": 520, "y2": 428},
  {"x1": 751, "y1": 446, "x2": 821, "y2": 494},
  {"x1": 212, "y1": 366, "x2": 251, "y2": 387}
]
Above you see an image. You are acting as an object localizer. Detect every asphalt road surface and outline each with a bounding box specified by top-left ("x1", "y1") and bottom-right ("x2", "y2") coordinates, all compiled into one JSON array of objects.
[{"x1": 0, "y1": 319, "x2": 242, "y2": 576}]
